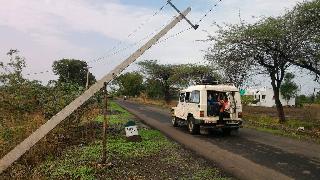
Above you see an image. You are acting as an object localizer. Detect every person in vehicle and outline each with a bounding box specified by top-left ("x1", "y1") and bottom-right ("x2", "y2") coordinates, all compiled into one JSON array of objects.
[
  {"x1": 207, "y1": 94, "x2": 214, "y2": 116},
  {"x1": 217, "y1": 94, "x2": 229, "y2": 123}
]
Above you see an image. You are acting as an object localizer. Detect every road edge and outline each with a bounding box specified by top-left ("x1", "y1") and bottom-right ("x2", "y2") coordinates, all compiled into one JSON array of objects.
[{"x1": 116, "y1": 100, "x2": 293, "y2": 180}]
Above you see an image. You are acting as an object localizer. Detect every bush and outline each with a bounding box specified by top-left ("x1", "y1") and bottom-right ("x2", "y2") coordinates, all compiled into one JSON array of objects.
[{"x1": 241, "y1": 95, "x2": 255, "y2": 105}]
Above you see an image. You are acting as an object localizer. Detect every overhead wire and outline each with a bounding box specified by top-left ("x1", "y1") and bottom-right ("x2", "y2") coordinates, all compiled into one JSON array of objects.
[
  {"x1": 196, "y1": 0, "x2": 222, "y2": 25},
  {"x1": 154, "y1": 0, "x2": 223, "y2": 46},
  {"x1": 99, "y1": 1, "x2": 169, "y2": 58},
  {"x1": 89, "y1": 18, "x2": 174, "y2": 65},
  {"x1": 25, "y1": 1, "x2": 169, "y2": 76},
  {"x1": 25, "y1": 0, "x2": 223, "y2": 77}
]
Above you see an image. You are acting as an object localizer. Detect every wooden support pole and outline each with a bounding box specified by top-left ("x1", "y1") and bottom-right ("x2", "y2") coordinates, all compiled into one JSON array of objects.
[{"x1": 102, "y1": 82, "x2": 108, "y2": 163}]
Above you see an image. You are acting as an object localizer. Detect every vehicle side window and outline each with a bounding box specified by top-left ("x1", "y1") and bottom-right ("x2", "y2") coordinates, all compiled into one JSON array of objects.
[
  {"x1": 179, "y1": 93, "x2": 185, "y2": 102},
  {"x1": 185, "y1": 92, "x2": 191, "y2": 102},
  {"x1": 190, "y1": 90, "x2": 200, "y2": 104}
]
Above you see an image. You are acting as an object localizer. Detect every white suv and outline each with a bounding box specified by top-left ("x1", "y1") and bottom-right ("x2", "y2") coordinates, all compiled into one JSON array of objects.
[{"x1": 171, "y1": 84, "x2": 243, "y2": 134}]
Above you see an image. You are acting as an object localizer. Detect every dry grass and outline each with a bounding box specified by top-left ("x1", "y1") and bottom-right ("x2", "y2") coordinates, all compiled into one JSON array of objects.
[
  {"x1": 243, "y1": 104, "x2": 320, "y2": 143},
  {"x1": 130, "y1": 97, "x2": 178, "y2": 109},
  {"x1": 243, "y1": 104, "x2": 320, "y2": 122},
  {"x1": 1, "y1": 105, "x2": 103, "y2": 178},
  {"x1": 0, "y1": 111, "x2": 46, "y2": 157}
]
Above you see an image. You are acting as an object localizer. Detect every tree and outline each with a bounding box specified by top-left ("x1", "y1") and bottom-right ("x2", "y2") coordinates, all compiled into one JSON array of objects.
[
  {"x1": 284, "y1": 0, "x2": 320, "y2": 80},
  {"x1": 113, "y1": 72, "x2": 144, "y2": 97},
  {"x1": 172, "y1": 64, "x2": 221, "y2": 88},
  {"x1": 280, "y1": 73, "x2": 298, "y2": 104},
  {"x1": 138, "y1": 60, "x2": 220, "y2": 102},
  {"x1": 207, "y1": 17, "x2": 292, "y2": 123},
  {"x1": 52, "y1": 59, "x2": 96, "y2": 87},
  {"x1": 144, "y1": 79, "x2": 164, "y2": 99},
  {"x1": 138, "y1": 60, "x2": 177, "y2": 102},
  {"x1": 206, "y1": 0, "x2": 320, "y2": 122},
  {"x1": 0, "y1": 49, "x2": 26, "y2": 85},
  {"x1": 0, "y1": 49, "x2": 40, "y2": 113}
]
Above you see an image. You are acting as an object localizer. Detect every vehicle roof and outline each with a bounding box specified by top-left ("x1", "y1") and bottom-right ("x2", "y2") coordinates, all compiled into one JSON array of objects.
[{"x1": 181, "y1": 84, "x2": 239, "y2": 92}]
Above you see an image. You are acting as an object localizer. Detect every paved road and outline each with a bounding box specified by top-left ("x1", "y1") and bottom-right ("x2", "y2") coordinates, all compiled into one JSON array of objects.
[{"x1": 117, "y1": 100, "x2": 320, "y2": 180}]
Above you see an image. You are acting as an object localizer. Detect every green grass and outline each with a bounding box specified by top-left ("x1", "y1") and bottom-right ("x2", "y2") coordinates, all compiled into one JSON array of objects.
[
  {"x1": 37, "y1": 130, "x2": 175, "y2": 179},
  {"x1": 245, "y1": 114, "x2": 318, "y2": 130},
  {"x1": 245, "y1": 115, "x2": 320, "y2": 144},
  {"x1": 36, "y1": 102, "x2": 175, "y2": 179},
  {"x1": 108, "y1": 130, "x2": 175, "y2": 158},
  {"x1": 35, "y1": 101, "x2": 229, "y2": 179},
  {"x1": 38, "y1": 145, "x2": 98, "y2": 180},
  {"x1": 95, "y1": 101, "x2": 132, "y2": 125}
]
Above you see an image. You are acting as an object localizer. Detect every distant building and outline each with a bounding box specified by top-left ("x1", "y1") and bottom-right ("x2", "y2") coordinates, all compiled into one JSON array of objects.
[{"x1": 242, "y1": 87, "x2": 295, "y2": 107}]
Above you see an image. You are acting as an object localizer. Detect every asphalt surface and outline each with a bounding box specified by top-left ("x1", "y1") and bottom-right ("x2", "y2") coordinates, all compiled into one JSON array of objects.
[{"x1": 116, "y1": 100, "x2": 320, "y2": 180}]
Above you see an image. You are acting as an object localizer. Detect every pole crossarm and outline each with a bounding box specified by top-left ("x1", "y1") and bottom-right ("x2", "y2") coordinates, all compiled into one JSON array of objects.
[
  {"x1": 167, "y1": 0, "x2": 199, "y2": 30},
  {"x1": 0, "y1": 7, "x2": 192, "y2": 174}
]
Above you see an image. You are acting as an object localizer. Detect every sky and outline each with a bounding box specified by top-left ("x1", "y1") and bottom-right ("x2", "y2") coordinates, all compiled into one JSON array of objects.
[{"x1": 0, "y1": 0, "x2": 319, "y2": 94}]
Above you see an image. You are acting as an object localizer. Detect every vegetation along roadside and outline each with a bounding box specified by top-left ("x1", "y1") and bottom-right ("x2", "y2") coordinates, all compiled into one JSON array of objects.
[{"x1": 1, "y1": 101, "x2": 233, "y2": 180}]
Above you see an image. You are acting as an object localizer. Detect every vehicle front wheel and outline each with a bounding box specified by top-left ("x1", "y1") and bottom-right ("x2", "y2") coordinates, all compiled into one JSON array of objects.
[
  {"x1": 172, "y1": 116, "x2": 179, "y2": 127},
  {"x1": 187, "y1": 116, "x2": 200, "y2": 134}
]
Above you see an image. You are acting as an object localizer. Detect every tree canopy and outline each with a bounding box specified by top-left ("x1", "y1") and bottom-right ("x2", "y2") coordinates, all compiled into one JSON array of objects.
[
  {"x1": 138, "y1": 60, "x2": 220, "y2": 101},
  {"x1": 113, "y1": 72, "x2": 144, "y2": 97},
  {"x1": 280, "y1": 73, "x2": 299, "y2": 104},
  {"x1": 52, "y1": 59, "x2": 96, "y2": 87},
  {"x1": 205, "y1": 0, "x2": 320, "y2": 122},
  {"x1": 284, "y1": 0, "x2": 320, "y2": 79}
]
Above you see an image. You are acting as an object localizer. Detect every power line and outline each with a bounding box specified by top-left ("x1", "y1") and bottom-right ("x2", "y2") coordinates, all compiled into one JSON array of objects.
[
  {"x1": 127, "y1": 2, "x2": 169, "y2": 38},
  {"x1": 154, "y1": 0, "x2": 224, "y2": 45},
  {"x1": 25, "y1": 70, "x2": 51, "y2": 76},
  {"x1": 89, "y1": 19, "x2": 174, "y2": 65},
  {"x1": 155, "y1": 27, "x2": 193, "y2": 45},
  {"x1": 25, "y1": 2, "x2": 169, "y2": 76},
  {"x1": 196, "y1": 0, "x2": 222, "y2": 24},
  {"x1": 102, "y1": 1, "x2": 169, "y2": 56},
  {"x1": 25, "y1": 0, "x2": 224, "y2": 77}
]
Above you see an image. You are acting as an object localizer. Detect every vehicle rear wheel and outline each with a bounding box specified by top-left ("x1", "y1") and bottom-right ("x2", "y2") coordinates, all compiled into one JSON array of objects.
[
  {"x1": 187, "y1": 116, "x2": 200, "y2": 134},
  {"x1": 172, "y1": 116, "x2": 179, "y2": 127}
]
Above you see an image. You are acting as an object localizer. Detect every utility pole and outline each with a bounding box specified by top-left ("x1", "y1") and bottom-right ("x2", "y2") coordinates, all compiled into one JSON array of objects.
[
  {"x1": 102, "y1": 82, "x2": 108, "y2": 163},
  {"x1": 86, "y1": 66, "x2": 92, "y2": 89},
  {"x1": 0, "y1": 7, "x2": 193, "y2": 173}
]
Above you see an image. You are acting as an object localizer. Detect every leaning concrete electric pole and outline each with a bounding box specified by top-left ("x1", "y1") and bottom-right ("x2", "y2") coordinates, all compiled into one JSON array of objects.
[{"x1": 0, "y1": 5, "x2": 195, "y2": 173}]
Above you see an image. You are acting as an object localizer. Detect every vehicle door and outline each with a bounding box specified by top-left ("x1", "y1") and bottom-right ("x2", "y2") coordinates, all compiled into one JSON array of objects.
[
  {"x1": 183, "y1": 92, "x2": 191, "y2": 119},
  {"x1": 228, "y1": 91, "x2": 242, "y2": 119},
  {"x1": 176, "y1": 92, "x2": 186, "y2": 119},
  {"x1": 188, "y1": 90, "x2": 201, "y2": 119}
]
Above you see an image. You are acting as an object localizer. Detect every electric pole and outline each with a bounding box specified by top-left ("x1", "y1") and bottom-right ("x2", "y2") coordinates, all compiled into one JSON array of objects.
[
  {"x1": 0, "y1": 7, "x2": 193, "y2": 173},
  {"x1": 102, "y1": 82, "x2": 108, "y2": 163}
]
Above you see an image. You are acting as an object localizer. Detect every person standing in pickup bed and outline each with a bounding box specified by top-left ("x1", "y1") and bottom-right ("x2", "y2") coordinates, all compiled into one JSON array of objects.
[{"x1": 218, "y1": 95, "x2": 230, "y2": 124}]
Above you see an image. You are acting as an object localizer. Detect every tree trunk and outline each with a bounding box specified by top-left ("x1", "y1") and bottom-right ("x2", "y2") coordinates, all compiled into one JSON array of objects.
[
  {"x1": 271, "y1": 80, "x2": 286, "y2": 123},
  {"x1": 163, "y1": 81, "x2": 170, "y2": 103}
]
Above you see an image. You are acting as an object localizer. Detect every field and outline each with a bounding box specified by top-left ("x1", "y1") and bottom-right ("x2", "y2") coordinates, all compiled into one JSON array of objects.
[
  {"x1": 243, "y1": 104, "x2": 320, "y2": 143},
  {"x1": 0, "y1": 101, "x2": 231, "y2": 179}
]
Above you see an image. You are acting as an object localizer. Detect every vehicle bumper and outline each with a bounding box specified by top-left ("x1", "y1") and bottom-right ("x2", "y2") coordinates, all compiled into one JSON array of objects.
[{"x1": 195, "y1": 118, "x2": 243, "y2": 128}]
